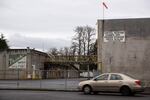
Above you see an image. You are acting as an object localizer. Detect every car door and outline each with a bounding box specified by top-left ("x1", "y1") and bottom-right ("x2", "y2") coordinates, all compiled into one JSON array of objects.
[
  {"x1": 92, "y1": 74, "x2": 109, "y2": 91},
  {"x1": 107, "y1": 74, "x2": 123, "y2": 92}
]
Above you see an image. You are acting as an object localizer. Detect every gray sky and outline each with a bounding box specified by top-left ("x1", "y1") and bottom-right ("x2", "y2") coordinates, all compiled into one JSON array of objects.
[{"x1": 0, "y1": 0, "x2": 150, "y2": 51}]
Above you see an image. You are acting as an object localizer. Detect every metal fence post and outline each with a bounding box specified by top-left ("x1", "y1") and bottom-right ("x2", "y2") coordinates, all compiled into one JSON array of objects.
[
  {"x1": 64, "y1": 69, "x2": 68, "y2": 90},
  {"x1": 40, "y1": 70, "x2": 42, "y2": 89},
  {"x1": 17, "y1": 69, "x2": 19, "y2": 88}
]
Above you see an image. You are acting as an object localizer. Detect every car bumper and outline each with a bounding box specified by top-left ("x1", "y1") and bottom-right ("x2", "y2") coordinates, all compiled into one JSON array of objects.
[
  {"x1": 78, "y1": 86, "x2": 82, "y2": 91},
  {"x1": 132, "y1": 87, "x2": 145, "y2": 93}
]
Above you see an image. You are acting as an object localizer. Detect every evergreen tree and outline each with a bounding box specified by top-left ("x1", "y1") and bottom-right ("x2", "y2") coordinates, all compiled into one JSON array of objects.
[{"x1": 0, "y1": 34, "x2": 9, "y2": 51}]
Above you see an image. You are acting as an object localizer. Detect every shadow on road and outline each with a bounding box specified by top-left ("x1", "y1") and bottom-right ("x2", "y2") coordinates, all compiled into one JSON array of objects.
[{"x1": 78, "y1": 92, "x2": 146, "y2": 97}]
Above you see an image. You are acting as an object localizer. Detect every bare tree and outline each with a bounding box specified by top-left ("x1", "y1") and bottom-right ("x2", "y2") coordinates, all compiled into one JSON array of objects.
[
  {"x1": 59, "y1": 47, "x2": 70, "y2": 56},
  {"x1": 84, "y1": 25, "x2": 95, "y2": 55},
  {"x1": 73, "y1": 26, "x2": 84, "y2": 56},
  {"x1": 72, "y1": 26, "x2": 96, "y2": 56},
  {"x1": 70, "y1": 42, "x2": 77, "y2": 56},
  {"x1": 48, "y1": 47, "x2": 58, "y2": 56},
  {"x1": 81, "y1": 30, "x2": 86, "y2": 56}
]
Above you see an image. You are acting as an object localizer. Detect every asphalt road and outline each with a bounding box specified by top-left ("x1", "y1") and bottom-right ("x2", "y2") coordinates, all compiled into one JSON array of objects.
[{"x1": 0, "y1": 90, "x2": 150, "y2": 100}]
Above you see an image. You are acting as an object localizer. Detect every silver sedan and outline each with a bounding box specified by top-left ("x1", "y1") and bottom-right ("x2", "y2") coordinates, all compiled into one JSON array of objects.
[{"x1": 78, "y1": 73, "x2": 144, "y2": 96}]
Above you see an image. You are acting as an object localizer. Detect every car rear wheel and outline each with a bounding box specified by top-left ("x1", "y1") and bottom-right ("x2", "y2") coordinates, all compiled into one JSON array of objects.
[
  {"x1": 120, "y1": 86, "x2": 131, "y2": 96},
  {"x1": 83, "y1": 85, "x2": 92, "y2": 94}
]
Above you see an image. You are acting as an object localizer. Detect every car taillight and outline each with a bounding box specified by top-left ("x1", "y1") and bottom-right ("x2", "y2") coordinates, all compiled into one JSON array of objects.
[{"x1": 135, "y1": 80, "x2": 141, "y2": 86}]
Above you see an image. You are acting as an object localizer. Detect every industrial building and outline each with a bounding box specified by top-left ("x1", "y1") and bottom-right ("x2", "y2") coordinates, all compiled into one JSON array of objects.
[
  {"x1": 0, "y1": 47, "x2": 49, "y2": 79},
  {"x1": 0, "y1": 47, "x2": 80, "y2": 79},
  {"x1": 97, "y1": 18, "x2": 150, "y2": 85}
]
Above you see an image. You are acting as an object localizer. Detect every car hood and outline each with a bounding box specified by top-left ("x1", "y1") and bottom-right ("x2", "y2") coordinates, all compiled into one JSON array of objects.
[{"x1": 79, "y1": 80, "x2": 93, "y2": 86}]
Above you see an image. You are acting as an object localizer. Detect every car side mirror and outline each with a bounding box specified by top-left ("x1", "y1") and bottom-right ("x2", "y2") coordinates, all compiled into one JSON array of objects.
[{"x1": 94, "y1": 78, "x2": 97, "y2": 81}]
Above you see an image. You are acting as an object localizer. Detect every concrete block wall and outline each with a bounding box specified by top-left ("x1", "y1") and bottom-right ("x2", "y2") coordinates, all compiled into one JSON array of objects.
[{"x1": 97, "y1": 18, "x2": 150, "y2": 86}]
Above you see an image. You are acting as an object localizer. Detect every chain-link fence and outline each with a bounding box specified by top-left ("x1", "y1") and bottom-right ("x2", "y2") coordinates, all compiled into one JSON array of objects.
[{"x1": 0, "y1": 70, "x2": 99, "y2": 90}]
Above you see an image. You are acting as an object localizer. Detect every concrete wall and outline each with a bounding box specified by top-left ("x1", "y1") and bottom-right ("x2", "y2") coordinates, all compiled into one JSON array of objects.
[{"x1": 97, "y1": 18, "x2": 150, "y2": 81}]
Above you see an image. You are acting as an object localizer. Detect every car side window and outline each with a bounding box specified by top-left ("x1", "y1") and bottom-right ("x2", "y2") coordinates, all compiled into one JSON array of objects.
[
  {"x1": 96, "y1": 74, "x2": 109, "y2": 80},
  {"x1": 110, "y1": 74, "x2": 123, "y2": 80}
]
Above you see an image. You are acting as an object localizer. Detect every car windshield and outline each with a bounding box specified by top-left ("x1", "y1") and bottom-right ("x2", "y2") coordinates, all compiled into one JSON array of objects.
[{"x1": 92, "y1": 74, "x2": 109, "y2": 80}]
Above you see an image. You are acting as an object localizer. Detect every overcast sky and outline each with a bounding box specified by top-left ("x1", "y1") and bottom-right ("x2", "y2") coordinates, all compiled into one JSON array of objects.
[{"x1": 0, "y1": 0, "x2": 150, "y2": 51}]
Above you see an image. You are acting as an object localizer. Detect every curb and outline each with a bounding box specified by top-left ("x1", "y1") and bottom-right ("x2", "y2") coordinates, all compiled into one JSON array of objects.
[{"x1": 0, "y1": 88, "x2": 150, "y2": 95}]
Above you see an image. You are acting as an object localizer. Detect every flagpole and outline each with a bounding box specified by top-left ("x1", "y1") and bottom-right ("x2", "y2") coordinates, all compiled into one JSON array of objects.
[
  {"x1": 102, "y1": 1, "x2": 108, "y2": 20},
  {"x1": 101, "y1": 0, "x2": 105, "y2": 74},
  {"x1": 102, "y1": 1, "x2": 105, "y2": 36},
  {"x1": 103, "y1": 1, "x2": 104, "y2": 20},
  {"x1": 102, "y1": 0, "x2": 105, "y2": 41}
]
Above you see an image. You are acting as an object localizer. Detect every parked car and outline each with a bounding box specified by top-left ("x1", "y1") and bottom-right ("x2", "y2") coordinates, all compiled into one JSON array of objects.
[{"x1": 78, "y1": 73, "x2": 144, "y2": 96}]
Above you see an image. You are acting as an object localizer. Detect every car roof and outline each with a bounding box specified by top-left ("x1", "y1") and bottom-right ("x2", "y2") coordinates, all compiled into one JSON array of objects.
[
  {"x1": 103, "y1": 73, "x2": 124, "y2": 75},
  {"x1": 101, "y1": 73, "x2": 136, "y2": 79}
]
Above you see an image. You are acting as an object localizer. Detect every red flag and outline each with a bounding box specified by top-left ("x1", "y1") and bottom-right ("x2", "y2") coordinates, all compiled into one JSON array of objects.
[{"x1": 102, "y1": 2, "x2": 108, "y2": 9}]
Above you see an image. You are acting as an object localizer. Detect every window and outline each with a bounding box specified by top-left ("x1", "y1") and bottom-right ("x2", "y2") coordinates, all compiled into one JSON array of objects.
[
  {"x1": 110, "y1": 74, "x2": 123, "y2": 80},
  {"x1": 96, "y1": 74, "x2": 109, "y2": 80}
]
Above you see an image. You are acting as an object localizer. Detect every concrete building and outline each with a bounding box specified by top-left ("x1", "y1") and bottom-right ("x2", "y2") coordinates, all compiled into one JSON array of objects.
[
  {"x1": 0, "y1": 47, "x2": 49, "y2": 79},
  {"x1": 97, "y1": 18, "x2": 150, "y2": 84}
]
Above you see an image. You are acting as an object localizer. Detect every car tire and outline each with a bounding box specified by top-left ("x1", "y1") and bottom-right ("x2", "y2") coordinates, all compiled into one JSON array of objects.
[
  {"x1": 120, "y1": 86, "x2": 131, "y2": 96},
  {"x1": 83, "y1": 85, "x2": 92, "y2": 94}
]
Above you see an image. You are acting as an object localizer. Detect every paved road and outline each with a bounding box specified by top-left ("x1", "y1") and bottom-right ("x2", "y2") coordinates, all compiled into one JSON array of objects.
[{"x1": 0, "y1": 90, "x2": 150, "y2": 100}]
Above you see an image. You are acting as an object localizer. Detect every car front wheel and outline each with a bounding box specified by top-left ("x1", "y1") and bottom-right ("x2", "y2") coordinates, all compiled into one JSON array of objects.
[{"x1": 83, "y1": 85, "x2": 92, "y2": 94}]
